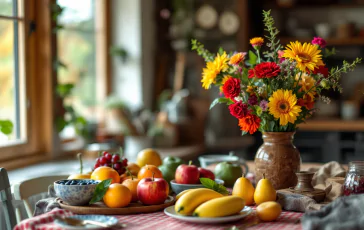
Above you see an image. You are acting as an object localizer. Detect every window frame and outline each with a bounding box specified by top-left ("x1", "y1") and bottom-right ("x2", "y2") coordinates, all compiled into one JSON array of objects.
[{"x1": 0, "y1": 0, "x2": 112, "y2": 169}]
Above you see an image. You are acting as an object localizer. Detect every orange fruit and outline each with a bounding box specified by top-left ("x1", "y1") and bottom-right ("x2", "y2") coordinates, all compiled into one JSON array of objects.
[
  {"x1": 122, "y1": 177, "x2": 140, "y2": 202},
  {"x1": 91, "y1": 166, "x2": 120, "y2": 184},
  {"x1": 137, "y1": 165, "x2": 163, "y2": 180},
  {"x1": 120, "y1": 173, "x2": 134, "y2": 183},
  {"x1": 136, "y1": 148, "x2": 162, "y2": 167},
  {"x1": 103, "y1": 184, "x2": 132, "y2": 208},
  {"x1": 256, "y1": 201, "x2": 282, "y2": 221},
  {"x1": 127, "y1": 162, "x2": 141, "y2": 175}
]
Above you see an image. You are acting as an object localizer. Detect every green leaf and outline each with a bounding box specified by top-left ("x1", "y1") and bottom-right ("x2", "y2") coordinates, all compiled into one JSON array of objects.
[
  {"x1": 209, "y1": 98, "x2": 234, "y2": 110},
  {"x1": 0, "y1": 120, "x2": 13, "y2": 135},
  {"x1": 200, "y1": 178, "x2": 229, "y2": 195},
  {"x1": 55, "y1": 117, "x2": 68, "y2": 132},
  {"x1": 241, "y1": 131, "x2": 248, "y2": 136},
  {"x1": 89, "y1": 179, "x2": 112, "y2": 204},
  {"x1": 269, "y1": 121, "x2": 275, "y2": 132},
  {"x1": 248, "y1": 50, "x2": 258, "y2": 66},
  {"x1": 218, "y1": 47, "x2": 224, "y2": 55},
  {"x1": 56, "y1": 83, "x2": 74, "y2": 98}
]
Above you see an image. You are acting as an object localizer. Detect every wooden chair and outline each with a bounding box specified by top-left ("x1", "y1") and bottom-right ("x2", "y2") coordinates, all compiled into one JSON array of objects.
[
  {"x1": 0, "y1": 168, "x2": 17, "y2": 230},
  {"x1": 12, "y1": 175, "x2": 68, "y2": 222}
]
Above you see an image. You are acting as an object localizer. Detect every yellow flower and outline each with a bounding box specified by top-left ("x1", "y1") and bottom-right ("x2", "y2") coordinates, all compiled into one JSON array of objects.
[
  {"x1": 250, "y1": 37, "x2": 264, "y2": 47},
  {"x1": 202, "y1": 61, "x2": 219, "y2": 89},
  {"x1": 283, "y1": 41, "x2": 324, "y2": 72},
  {"x1": 219, "y1": 75, "x2": 231, "y2": 92},
  {"x1": 268, "y1": 89, "x2": 302, "y2": 126},
  {"x1": 246, "y1": 85, "x2": 256, "y2": 95},
  {"x1": 214, "y1": 51, "x2": 229, "y2": 72},
  {"x1": 201, "y1": 52, "x2": 229, "y2": 89},
  {"x1": 295, "y1": 73, "x2": 316, "y2": 100},
  {"x1": 229, "y1": 52, "x2": 246, "y2": 65}
]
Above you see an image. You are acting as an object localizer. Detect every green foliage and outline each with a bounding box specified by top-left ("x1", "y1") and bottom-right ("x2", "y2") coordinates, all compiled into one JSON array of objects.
[
  {"x1": 89, "y1": 179, "x2": 112, "y2": 204},
  {"x1": 191, "y1": 39, "x2": 214, "y2": 62},
  {"x1": 328, "y1": 57, "x2": 362, "y2": 92},
  {"x1": 262, "y1": 10, "x2": 281, "y2": 62},
  {"x1": 200, "y1": 178, "x2": 229, "y2": 195},
  {"x1": 0, "y1": 120, "x2": 13, "y2": 135},
  {"x1": 248, "y1": 50, "x2": 258, "y2": 66},
  {"x1": 109, "y1": 46, "x2": 128, "y2": 63},
  {"x1": 209, "y1": 98, "x2": 234, "y2": 110},
  {"x1": 56, "y1": 83, "x2": 74, "y2": 98}
]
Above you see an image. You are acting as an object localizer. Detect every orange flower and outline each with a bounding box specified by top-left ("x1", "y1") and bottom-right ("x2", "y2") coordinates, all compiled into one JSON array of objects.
[
  {"x1": 229, "y1": 52, "x2": 246, "y2": 65},
  {"x1": 238, "y1": 114, "x2": 261, "y2": 134}
]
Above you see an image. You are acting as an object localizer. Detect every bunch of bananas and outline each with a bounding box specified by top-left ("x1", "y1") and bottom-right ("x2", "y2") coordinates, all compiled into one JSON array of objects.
[{"x1": 174, "y1": 188, "x2": 245, "y2": 217}]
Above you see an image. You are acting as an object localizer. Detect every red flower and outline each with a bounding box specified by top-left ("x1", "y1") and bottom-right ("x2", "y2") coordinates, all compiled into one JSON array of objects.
[
  {"x1": 238, "y1": 114, "x2": 261, "y2": 134},
  {"x1": 312, "y1": 37, "x2": 327, "y2": 48},
  {"x1": 222, "y1": 78, "x2": 241, "y2": 100},
  {"x1": 313, "y1": 65, "x2": 329, "y2": 77},
  {"x1": 297, "y1": 95, "x2": 315, "y2": 110},
  {"x1": 229, "y1": 102, "x2": 249, "y2": 119},
  {"x1": 248, "y1": 62, "x2": 281, "y2": 79}
]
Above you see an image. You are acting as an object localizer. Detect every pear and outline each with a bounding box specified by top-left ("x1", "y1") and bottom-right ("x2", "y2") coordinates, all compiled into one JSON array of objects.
[
  {"x1": 232, "y1": 174, "x2": 255, "y2": 205},
  {"x1": 254, "y1": 173, "x2": 276, "y2": 205}
]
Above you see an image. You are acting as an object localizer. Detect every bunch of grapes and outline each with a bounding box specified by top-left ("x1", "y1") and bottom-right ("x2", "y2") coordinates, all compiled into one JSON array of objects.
[{"x1": 94, "y1": 151, "x2": 128, "y2": 175}]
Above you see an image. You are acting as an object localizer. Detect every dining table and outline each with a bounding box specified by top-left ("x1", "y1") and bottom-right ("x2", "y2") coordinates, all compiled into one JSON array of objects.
[{"x1": 14, "y1": 161, "x2": 328, "y2": 230}]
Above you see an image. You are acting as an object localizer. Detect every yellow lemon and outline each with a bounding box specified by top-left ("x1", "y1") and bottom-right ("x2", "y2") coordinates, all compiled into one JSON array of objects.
[{"x1": 136, "y1": 148, "x2": 162, "y2": 167}]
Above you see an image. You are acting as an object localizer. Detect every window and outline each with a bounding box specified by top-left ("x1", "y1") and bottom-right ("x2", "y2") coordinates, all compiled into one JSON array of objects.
[
  {"x1": 57, "y1": 0, "x2": 110, "y2": 139},
  {"x1": 0, "y1": 0, "x2": 27, "y2": 146}
]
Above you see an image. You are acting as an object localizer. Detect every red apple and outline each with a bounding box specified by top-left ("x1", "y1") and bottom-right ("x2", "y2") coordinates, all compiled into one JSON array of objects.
[
  {"x1": 137, "y1": 173, "x2": 169, "y2": 205},
  {"x1": 198, "y1": 167, "x2": 215, "y2": 180},
  {"x1": 175, "y1": 161, "x2": 200, "y2": 184}
]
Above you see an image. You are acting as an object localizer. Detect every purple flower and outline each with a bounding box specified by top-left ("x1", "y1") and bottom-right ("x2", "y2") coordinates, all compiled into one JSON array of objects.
[
  {"x1": 248, "y1": 95, "x2": 258, "y2": 106},
  {"x1": 259, "y1": 100, "x2": 268, "y2": 111},
  {"x1": 312, "y1": 37, "x2": 327, "y2": 48}
]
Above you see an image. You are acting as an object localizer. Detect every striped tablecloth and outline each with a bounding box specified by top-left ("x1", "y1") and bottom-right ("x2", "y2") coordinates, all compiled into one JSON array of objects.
[{"x1": 14, "y1": 207, "x2": 303, "y2": 230}]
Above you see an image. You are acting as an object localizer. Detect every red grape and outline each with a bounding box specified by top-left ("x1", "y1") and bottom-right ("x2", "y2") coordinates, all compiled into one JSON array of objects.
[
  {"x1": 112, "y1": 154, "x2": 120, "y2": 163},
  {"x1": 102, "y1": 151, "x2": 109, "y2": 156},
  {"x1": 113, "y1": 162, "x2": 122, "y2": 170},
  {"x1": 94, "y1": 163, "x2": 101, "y2": 169},
  {"x1": 95, "y1": 158, "x2": 100, "y2": 164},
  {"x1": 122, "y1": 158, "x2": 128, "y2": 166},
  {"x1": 99, "y1": 156, "x2": 107, "y2": 164},
  {"x1": 117, "y1": 168, "x2": 126, "y2": 175},
  {"x1": 102, "y1": 163, "x2": 110, "y2": 167},
  {"x1": 105, "y1": 153, "x2": 112, "y2": 162}
]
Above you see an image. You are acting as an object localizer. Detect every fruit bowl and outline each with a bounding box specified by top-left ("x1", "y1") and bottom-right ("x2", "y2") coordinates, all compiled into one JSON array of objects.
[{"x1": 170, "y1": 179, "x2": 224, "y2": 194}]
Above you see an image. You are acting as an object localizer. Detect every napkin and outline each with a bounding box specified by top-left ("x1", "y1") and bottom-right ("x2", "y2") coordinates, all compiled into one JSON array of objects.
[
  {"x1": 14, "y1": 208, "x2": 73, "y2": 230},
  {"x1": 277, "y1": 161, "x2": 346, "y2": 212},
  {"x1": 301, "y1": 194, "x2": 364, "y2": 230}
]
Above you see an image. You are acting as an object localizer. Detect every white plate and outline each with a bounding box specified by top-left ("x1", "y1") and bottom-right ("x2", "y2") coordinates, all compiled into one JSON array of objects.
[
  {"x1": 54, "y1": 215, "x2": 118, "y2": 229},
  {"x1": 164, "y1": 206, "x2": 253, "y2": 224}
]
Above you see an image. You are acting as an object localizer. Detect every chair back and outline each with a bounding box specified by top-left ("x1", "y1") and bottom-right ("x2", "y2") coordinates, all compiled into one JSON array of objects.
[
  {"x1": 12, "y1": 175, "x2": 68, "y2": 221},
  {"x1": 0, "y1": 168, "x2": 17, "y2": 230}
]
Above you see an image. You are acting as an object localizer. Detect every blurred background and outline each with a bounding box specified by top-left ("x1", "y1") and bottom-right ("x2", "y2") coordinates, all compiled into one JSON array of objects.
[{"x1": 1, "y1": 0, "x2": 364, "y2": 173}]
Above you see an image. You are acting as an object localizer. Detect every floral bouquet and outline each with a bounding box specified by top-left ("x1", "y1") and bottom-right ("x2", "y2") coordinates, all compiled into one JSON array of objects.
[{"x1": 192, "y1": 10, "x2": 361, "y2": 135}]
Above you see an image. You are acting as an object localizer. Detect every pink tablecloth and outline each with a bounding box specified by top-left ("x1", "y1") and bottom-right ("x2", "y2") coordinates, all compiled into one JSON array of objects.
[{"x1": 14, "y1": 208, "x2": 303, "y2": 230}]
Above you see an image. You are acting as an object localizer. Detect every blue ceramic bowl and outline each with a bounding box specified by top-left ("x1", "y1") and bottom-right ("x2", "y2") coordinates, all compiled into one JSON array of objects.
[
  {"x1": 170, "y1": 179, "x2": 224, "y2": 195},
  {"x1": 51, "y1": 179, "x2": 100, "y2": 206}
]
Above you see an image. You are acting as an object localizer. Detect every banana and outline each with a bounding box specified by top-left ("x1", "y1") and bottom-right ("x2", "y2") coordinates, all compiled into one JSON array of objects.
[
  {"x1": 175, "y1": 188, "x2": 223, "y2": 215},
  {"x1": 175, "y1": 189, "x2": 194, "y2": 201},
  {"x1": 193, "y1": 195, "x2": 245, "y2": 218}
]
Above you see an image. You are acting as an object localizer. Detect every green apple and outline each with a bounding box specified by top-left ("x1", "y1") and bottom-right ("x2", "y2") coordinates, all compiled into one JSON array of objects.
[
  {"x1": 162, "y1": 156, "x2": 184, "y2": 171},
  {"x1": 214, "y1": 162, "x2": 243, "y2": 187},
  {"x1": 158, "y1": 164, "x2": 176, "y2": 194}
]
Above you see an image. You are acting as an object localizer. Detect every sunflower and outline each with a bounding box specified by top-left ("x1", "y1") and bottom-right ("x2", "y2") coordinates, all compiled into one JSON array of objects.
[
  {"x1": 229, "y1": 52, "x2": 246, "y2": 65},
  {"x1": 201, "y1": 52, "x2": 229, "y2": 89},
  {"x1": 250, "y1": 37, "x2": 264, "y2": 47},
  {"x1": 219, "y1": 75, "x2": 231, "y2": 92},
  {"x1": 295, "y1": 73, "x2": 317, "y2": 100},
  {"x1": 268, "y1": 89, "x2": 302, "y2": 126},
  {"x1": 283, "y1": 41, "x2": 324, "y2": 72}
]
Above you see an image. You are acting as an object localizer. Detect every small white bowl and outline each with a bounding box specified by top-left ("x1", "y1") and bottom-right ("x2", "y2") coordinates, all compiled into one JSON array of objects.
[{"x1": 170, "y1": 179, "x2": 224, "y2": 194}]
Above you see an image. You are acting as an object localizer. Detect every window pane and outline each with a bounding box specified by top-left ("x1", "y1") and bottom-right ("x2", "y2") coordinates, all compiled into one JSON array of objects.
[
  {"x1": 0, "y1": 0, "x2": 13, "y2": 17},
  {"x1": 0, "y1": 19, "x2": 21, "y2": 144},
  {"x1": 58, "y1": 0, "x2": 95, "y2": 31}
]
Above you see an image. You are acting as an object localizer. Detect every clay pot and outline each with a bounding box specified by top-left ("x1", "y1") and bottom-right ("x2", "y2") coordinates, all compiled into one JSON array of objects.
[{"x1": 254, "y1": 132, "x2": 301, "y2": 190}]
